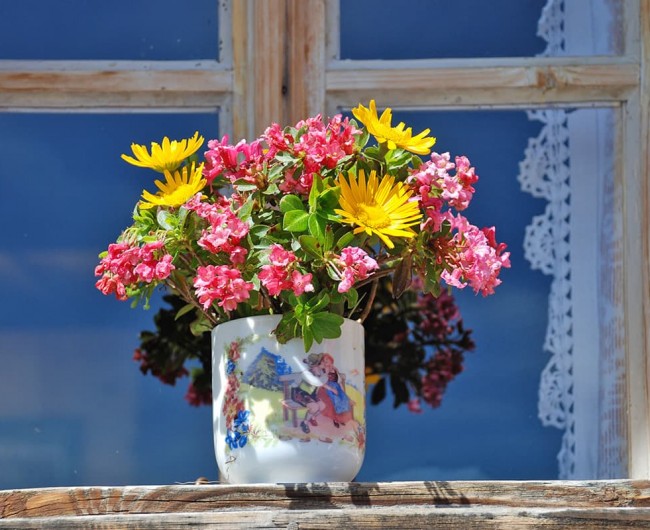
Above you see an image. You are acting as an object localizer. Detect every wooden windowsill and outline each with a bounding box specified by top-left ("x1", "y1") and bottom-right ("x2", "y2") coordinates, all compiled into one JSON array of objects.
[{"x1": 1, "y1": 480, "x2": 649, "y2": 528}]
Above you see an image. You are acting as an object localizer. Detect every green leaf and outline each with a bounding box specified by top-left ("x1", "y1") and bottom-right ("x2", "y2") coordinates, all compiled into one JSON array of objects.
[
  {"x1": 371, "y1": 377, "x2": 386, "y2": 405},
  {"x1": 323, "y1": 225, "x2": 334, "y2": 252},
  {"x1": 317, "y1": 187, "x2": 341, "y2": 211},
  {"x1": 263, "y1": 182, "x2": 280, "y2": 196},
  {"x1": 279, "y1": 194, "x2": 305, "y2": 213},
  {"x1": 390, "y1": 374, "x2": 410, "y2": 408},
  {"x1": 237, "y1": 198, "x2": 254, "y2": 220},
  {"x1": 274, "y1": 152, "x2": 297, "y2": 164},
  {"x1": 308, "y1": 293, "x2": 330, "y2": 313},
  {"x1": 156, "y1": 209, "x2": 175, "y2": 230},
  {"x1": 283, "y1": 210, "x2": 310, "y2": 232},
  {"x1": 345, "y1": 288, "x2": 359, "y2": 310},
  {"x1": 274, "y1": 313, "x2": 300, "y2": 344},
  {"x1": 298, "y1": 235, "x2": 323, "y2": 259},
  {"x1": 335, "y1": 231, "x2": 355, "y2": 250},
  {"x1": 190, "y1": 316, "x2": 213, "y2": 337},
  {"x1": 307, "y1": 213, "x2": 326, "y2": 241},
  {"x1": 232, "y1": 179, "x2": 258, "y2": 192},
  {"x1": 302, "y1": 327, "x2": 314, "y2": 352},
  {"x1": 174, "y1": 304, "x2": 196, "y2": 321},
  {"x1": 310, "y1": 311, "x2": 344, "y2": 342},
  {"x1": 308, "y1": 173, "x2": 323, "y2": 211}
]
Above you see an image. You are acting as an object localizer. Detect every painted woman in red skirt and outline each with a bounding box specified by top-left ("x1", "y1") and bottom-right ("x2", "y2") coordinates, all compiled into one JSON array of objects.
[{"x1": 316, "y1": 353, "x2": 353, "y2": 428}]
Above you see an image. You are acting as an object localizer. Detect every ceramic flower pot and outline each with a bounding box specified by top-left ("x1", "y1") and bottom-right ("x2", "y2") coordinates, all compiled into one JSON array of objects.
[{"x1": 212, "y1": 314, "x2": 366, "y2": 483}]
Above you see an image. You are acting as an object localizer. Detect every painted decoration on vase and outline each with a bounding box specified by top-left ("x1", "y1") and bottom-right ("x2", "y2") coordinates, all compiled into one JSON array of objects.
[{"x1": 221, "y1": 334, "x2": 365, "y2": 460}]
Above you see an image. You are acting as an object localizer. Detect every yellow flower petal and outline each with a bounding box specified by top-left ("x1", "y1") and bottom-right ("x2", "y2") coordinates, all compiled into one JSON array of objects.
[
  {"x1": 139, "y1": 162, "x2": 207, "y2": 210},
  {"x1": 336, "y1": 169, "x2": 422, "y2": 249},
  {"x1": 352, "y1": 100, "x2": 436, "y2": 156},
  {"x1": 121, "y1": 131, "x2": 204, "y2": 173}
]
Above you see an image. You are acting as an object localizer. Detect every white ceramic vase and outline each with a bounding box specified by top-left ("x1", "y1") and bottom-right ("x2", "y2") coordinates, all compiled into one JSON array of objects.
[{"x1": 212, "y1": 314, "x2": 366, "y2": 483}]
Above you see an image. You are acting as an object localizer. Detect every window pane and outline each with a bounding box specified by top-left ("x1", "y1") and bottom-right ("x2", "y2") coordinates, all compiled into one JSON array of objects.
[
  {"x1": 339, "y1": 0, "x2": 623, "y2": 59},
  {"x1": 0, "y1": 107, "x2": 624, "y2": 486},
  {"x1": 340, "y1": 0, "x2": 547, "y2": 60},
  {"x1": 0, "y1": 112, "x2": 219, "y2": 488},
  {"x1": 345, "y1": 107, "x2": 622, "y2": 481},
  {"x1": 0, "y1": 0, "x2": 219, "y2": 60}
]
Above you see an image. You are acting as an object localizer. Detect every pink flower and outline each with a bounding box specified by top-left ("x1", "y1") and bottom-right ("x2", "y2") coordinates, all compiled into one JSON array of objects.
[
  {"x1": 258, "y1": 244, "x2": 313, "y2": 296},
  {"x1": 439, "y1": 215, "x2": 511, "y2": 296},
  {"x1": 407, "y1": 398, "x2": 423, "y2": 414},
  {"x1": 186, "y1": 196, "x2": 250, "y2": 262},
  {"x1": 290, "y1": 270, "x2": 314, "y2": 296},
  {"x1": 95, "y1": 240, "x2": 175, "y2": 299},
  {"x1": 193, "y1": 265, "x2": 254, "y2": 312},
  {"x1": 334, "y1": 247, "x2": 379, "y2": 293},
  {"x1": 410, "y1": 152, "x2": 478, "y2": 217},
  {"x1": 268, "y1": 244, "x2": 297, "y2": 267},
  {"x1": 203, "y1": 135, "x2": 268, "y2": 186},
  {"x1": 263, "y1": 113, "x2": 360, "y2": 196},
  {"x1": 258, "y1": 265, "x2": 290, "y2": 296}
]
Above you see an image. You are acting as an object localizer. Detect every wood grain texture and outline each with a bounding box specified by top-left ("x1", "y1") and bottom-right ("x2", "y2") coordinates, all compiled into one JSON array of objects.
[
  {"x1": 628, "y1": 0, "x2": 650, "y2": 480},
  {"x1": 1, "y1": 481, "x2": 650, "y2": 528},
  {"x1": 286, "y1": 0, "x2": 327, "y2": 123},
  {"x1": 325, "y1": 60, "x2": 639, "y2": 110},
  {"x1": 0, "y1": 61, "x2": 231, "y2": 110},
  {"x1": 231, "y1": 0, "x2": 286, "y2": 140}
]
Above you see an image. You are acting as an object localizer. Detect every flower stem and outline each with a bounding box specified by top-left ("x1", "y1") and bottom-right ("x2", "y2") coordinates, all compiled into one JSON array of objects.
[{"x1": 357, "y1": 277, "x2": 379, "y2": 323}]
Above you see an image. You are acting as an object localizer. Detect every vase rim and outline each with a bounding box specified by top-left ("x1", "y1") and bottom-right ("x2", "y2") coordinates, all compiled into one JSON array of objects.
[{"x1": 211, "y1": 314, "x2": 363, "y2": 333}]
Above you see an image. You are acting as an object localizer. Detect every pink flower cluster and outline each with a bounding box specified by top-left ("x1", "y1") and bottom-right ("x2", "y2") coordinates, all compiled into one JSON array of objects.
[
  {"x1": 258, "y1": 244, "x2": 314, "y2": 297},
  {"x1": 193, "y1": 265, "x2": 254, "y2": 312},
  {"x1": 334, "y1": 247, "x2": 379, "y2": 293},
  {"x1": 185, "y1": 382, "x2": 212, "y2": 407},
  {"x1": 410, "y1": 152, "x2": 479, "y2": 232},
  {"x1": 263, "y1": 114, "x2": 360, "y2": 196},
  {"x1": 420, "y1": 347, "x2": 465, "y2": 409},
  {"x1": 95, "y1": 240, "x2": 175, "y2": 300},
  {"x1": 185, "y1": 194, "x2": 250, "y2": 264},
  {"x1": 133, "y1": 348, "x2": 189, "y2": 386},
  {"x1": 441, "y1": 216, "x2": 511, "y2": 296},
  {"x1": 202, "y1": 135, "x2": 267, "y2": 186}
]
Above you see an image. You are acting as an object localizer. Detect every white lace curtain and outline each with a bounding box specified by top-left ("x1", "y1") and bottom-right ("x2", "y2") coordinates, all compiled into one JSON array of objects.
[{"x1": 519, "y1": 0, "x2": 625, "y2": 478}]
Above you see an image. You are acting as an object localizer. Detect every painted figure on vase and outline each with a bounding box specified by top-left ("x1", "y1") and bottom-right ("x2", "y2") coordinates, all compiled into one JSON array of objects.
[
  {"x1": 292, "y1": 353, "x2": 327, "y2": 434},
  {"x1": 316, "y1": 352, "x2": 354, "y2": 428}
]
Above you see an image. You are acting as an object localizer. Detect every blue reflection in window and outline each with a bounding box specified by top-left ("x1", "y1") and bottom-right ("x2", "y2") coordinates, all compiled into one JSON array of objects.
[
  {"x1": 341, "y1": 0, "x2": 547, "y2": 60},
  {"x1": 0, "y1": 0, "x2": 219, "y2": 60}
]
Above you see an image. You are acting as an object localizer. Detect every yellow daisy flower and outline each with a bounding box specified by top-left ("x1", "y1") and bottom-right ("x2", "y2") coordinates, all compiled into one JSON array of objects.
[
  {"x1": 335, "y1": 169, "x2": 422, "y2": 249},
  {"x1": 139, "y1": 162, "x2": 207, "y2": 210},
  {"x1": 352, "y1": 100, "x2": 436, "y2": 156},
  {"x1": 121, "y1": 131, "x2": 204, "y2": 173}
]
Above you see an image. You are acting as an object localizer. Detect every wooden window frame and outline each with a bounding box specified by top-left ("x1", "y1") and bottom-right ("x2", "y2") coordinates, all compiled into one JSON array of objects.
[{"x1": 1, "y1": 0, "x2": 647, "y2": 478}]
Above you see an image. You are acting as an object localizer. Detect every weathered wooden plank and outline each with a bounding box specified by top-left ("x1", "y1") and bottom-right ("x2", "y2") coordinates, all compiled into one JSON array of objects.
[
  {"x1": 2, "y1": 481, "x2": 649, "y2": 520},
  {"x1": 0, "y1": 63, "x2": 231, "y2": 110},
  {"x1": 624, "y1": 0, "x2": 650, "y2": 481},
  {"x1": 285, "y1": 0, "x2": 327, "y2": 123},
  {"x1": 326, "y1": 60, "x2": 639, "y2": 109},
  {"x1": 1, "y1": 505, "x2": 650, "y2": 529},
  {"x1": 231, "y1": 0, "x2": 286, "y2": 140}
]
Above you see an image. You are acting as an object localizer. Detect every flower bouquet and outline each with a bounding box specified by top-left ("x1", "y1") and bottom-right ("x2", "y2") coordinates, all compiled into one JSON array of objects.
[
  {"x1": 96, "y1": 100, "x2": 510, "y2": 353},
  {"x1": 96, "y1": 100, "x2": 510, "y2": 482}
]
